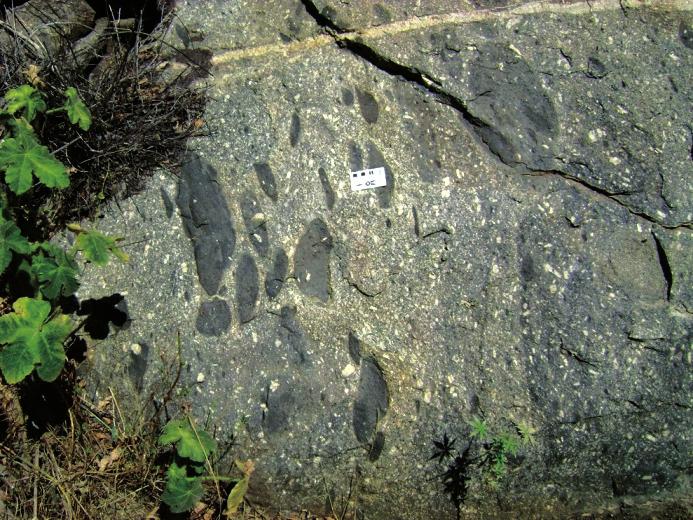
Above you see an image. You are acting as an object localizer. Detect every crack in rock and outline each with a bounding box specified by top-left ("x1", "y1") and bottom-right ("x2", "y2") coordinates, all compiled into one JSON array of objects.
[
  {"x1": 300, "y1": 0, "x2": 693, "y2": 231},
  {"x1": 523, "y1": 170, "x2": 692, "y2": 230},
  {"x1": 299, "y1": 0, "x2": 346, "y2": 34},
  {"x1": 559, "y1": 343, "x2": 599, "y2": 369},
  {"x1": 652, "y1": 232, "x2": 673, "y2": 301}
]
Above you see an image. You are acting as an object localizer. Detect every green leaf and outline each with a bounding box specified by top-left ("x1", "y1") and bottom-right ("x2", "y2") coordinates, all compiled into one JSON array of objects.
[
  {"x1": 0, "y1": 342, "x2": 36, "y2": 384},
  {"x1": 34, "y1": 315, "x2": 71, "y2": 381},
  {"x1": 516, "y1": 421, "x2": 537, "y2": 446},
  {"x1": 159, "y1": 418, "x2": 217, "y2": 463},
  {"x1": 469, "y1": 416, "x2": 489, "y2": 441},
  {"x1": 2, "y1": 297, "x2": 49, "y2": 334},
  {"x1": 498, "y1": 433, "x2": 519, "y2": 457},
  {"x1": 32, "y1": 245, "x2": 79, "y2": 299},
  {"x1": 0, "y1": 132, "x2": 69, "y2": 194},
  {"x1": 161, "y1": 462, "x2": 204, "y2": 513},
  {"x1": 0, "y1": 218, "x2": 31, "y2": 275},
  {"x1": 74, "y1": 229, "x2": 128, "y2": 266},
  {"x1": 491, "y1": 457, "x2": 506, "y2": 478},
  {"x1": 63, "y1": 87, "x2": 91, "y2": 131},
  {"x1": 4, "y1": 84, "x2": 46, "y2": 122},
  {"x1": 6, "y1": 116, "x2": 37, "y2": 139},
  {"x1": 225, "y1": 476, "x2": 248, "y2": 515},
  {"x1": 0, "y1": 297, "x2": 70, "y2": 384}
]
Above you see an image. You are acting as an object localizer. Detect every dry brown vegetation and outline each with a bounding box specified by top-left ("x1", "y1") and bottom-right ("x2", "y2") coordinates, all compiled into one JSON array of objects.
[
  {"x1": 1, "y1": 383, "x2": 162, "y2": 518},
  {"x1": 0, "y1": 0, "x2": 207, "y2": 240}
]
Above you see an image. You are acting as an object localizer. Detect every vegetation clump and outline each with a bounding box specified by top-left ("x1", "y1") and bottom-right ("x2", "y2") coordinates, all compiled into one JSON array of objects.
[
  {"x1": 158, "y1": 416, "x2": 253, "y2": 514},
  {"x1": 0, "y1": 2, "x2": 221, "y2": 517},
  {"x1": 0, "y1": 82, "x2": 127, "y2": 386},
  {"x1": 0, "y1": 0, "x2": 207, "y2": 238},
  {"x1": 432, "y1": 416, "x2": 537, "y2": 510}
]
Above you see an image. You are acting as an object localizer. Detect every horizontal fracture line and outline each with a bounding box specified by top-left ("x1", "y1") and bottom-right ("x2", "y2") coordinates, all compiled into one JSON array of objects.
[{"x1": 211, "y1": 0, "x2": 690, "y2": 67}]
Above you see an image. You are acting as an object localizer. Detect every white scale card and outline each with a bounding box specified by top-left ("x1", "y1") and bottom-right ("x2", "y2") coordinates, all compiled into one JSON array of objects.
[{"x1": 349, "y1": 167, "x2": 387, "y2": 191}]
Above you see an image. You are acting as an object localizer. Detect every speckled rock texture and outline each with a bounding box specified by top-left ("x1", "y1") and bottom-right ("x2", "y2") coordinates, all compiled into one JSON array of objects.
[{"x1": 79, "y1": 1, "x2": 692, "y2": 518}]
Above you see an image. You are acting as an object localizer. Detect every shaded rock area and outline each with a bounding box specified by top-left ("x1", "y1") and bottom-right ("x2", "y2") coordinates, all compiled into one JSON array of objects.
[
  {"x1": 265, "y1": 248, "x2": 289, "y2": 299},
  {"x1": 236, "y1": 253, "x2": 259, "y2": 323},
  {"x1": 354, "y1": 3, "x2": 693, "y2": 226},
  {"x1": 352, "y1": 354, "x2": 389, "y2": 447},
  {"x1": 253, "y1": 162, "x2": 279, "y2": 202},
  {"x1": 0, "y1": 0, "x2": 96, "y2": 54},
  {"x1": 196, "y1": 299, "x2": 232, "y2": 336},
  {"x1": 294, "y1": 218, "x2": 333, "y2": 302},
  {"x1": 80, "y1": 1, "x2": 692, "y2": 518},
  {"x1": 176, "y1": 155, "x2": 236, "y2": 296}
]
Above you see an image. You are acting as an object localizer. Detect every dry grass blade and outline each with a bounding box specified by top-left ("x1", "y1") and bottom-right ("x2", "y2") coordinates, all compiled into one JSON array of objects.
[{"x1": 1, "y1": 389, "x2": 165, "y2": 519}]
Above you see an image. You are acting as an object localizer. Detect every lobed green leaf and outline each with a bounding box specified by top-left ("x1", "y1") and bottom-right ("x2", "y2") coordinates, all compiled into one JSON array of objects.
[
  {"x1": 4, "y1": 84, "x2": 46, "y2": 122},
  {"x1": 34, "y1": 315, "x2": 71, "y2": 381},
  {"x1": 32, "y1": 245, "x2": 79, "y2": 300},
  {"x1": 74, "y1": 229, "x2": 128, "y2": 266},
  {"x1": 63, "y1": 87, "x2": 91, "y2": 131},
  {"x1": 159, "y1": 418, "x2": 217, "y2": 464},
  {"x1": 161, "y1": 462, "x2": 204, "y2": 513},
  {"x1": 0, "y1": 131, "x2": 69, "y2": 194},
  {"x1": 0, "y1": 217, "x2": 31, "y2": 275},
  {"x1": 0, "y1": 297, "x2": 70, "y2": 383}
]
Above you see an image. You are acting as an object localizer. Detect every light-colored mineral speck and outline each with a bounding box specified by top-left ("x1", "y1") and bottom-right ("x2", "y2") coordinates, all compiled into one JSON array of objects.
[{"x1": 341, "y1": 363, "x2": 357, "y2": 377}]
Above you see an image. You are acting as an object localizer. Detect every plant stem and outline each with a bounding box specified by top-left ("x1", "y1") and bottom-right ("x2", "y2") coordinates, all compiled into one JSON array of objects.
[
  {"x1": 199, "y1": 476, "x2": 237, "y2": 483},
  {"x1": 32, "y1": 446, "x2": 38, "y2": 520}
]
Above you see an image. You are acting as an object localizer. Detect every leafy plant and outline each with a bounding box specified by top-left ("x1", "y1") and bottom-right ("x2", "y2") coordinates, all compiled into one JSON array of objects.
[
  {"x1": 469, "y1": 416, "x2": 489, "y2": 440},
  {"x1": 161, "y1": 461, "x2": 206, "y2": 513},
  {"x1": 516, "y1": 420, "x2": 538, "y2": 446},
  {"x1": 4, "y1": 84, "x2": 46, "y2": 122},
  {"x1": 0, "y1": 297, "x2": 71, "y2": 384},
  {"x1": 486, "y1": 432, "x2": 519, "y2": 478},
  {"x1": 0, "y1": 216, "x2": 31, "y2": 274},
  {"x1": 31, "y1": 243, "x2": 80, "y2": 299},
  {"x1": 68, "y1": 224, "x2": 128, "y2": 265},
  {"x1": 158, "y1": 417, "x2": 253, "y2": 514},
  {"x1": 0, "y1": 130, "x2": 69, "y2": 194},
  {"x1": 0, "y1": 83, "x2": 125, "y2": 386},
  {"x1": 432, "y1": 417, "x2": 537, "y2": 510},
  {"x1": 62, "y1": 87, "x2": 92, "y2": 130},
  {"x1": 159, "y1": 418, "x2": 217, "y2": 464},
  {"x1": 0, "y1": 84, "x2": 92, "y2": 196},
  {"x1": 158, "y1": 417, "x2": 217, "y2": 513}
]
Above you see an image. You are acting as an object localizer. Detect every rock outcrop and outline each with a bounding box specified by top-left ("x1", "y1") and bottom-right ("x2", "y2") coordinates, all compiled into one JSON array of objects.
[{"x1": 80, "y1": 1, "x2": 692, "y2": 517}]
